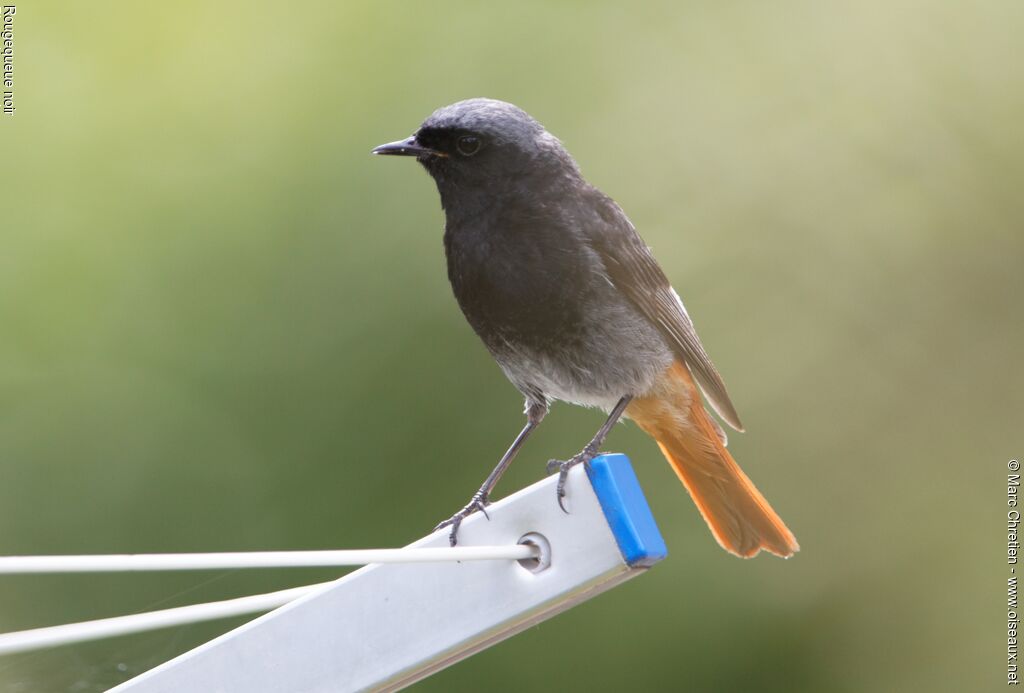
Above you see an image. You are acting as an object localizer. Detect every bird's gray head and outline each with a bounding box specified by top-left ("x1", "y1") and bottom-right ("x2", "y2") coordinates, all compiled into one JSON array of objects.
[{"x1": 372, "y1": 99, "x2": 580, "y2": 196}]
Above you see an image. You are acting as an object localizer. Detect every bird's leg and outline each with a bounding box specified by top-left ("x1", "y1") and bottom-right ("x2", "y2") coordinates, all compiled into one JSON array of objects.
[
  {"x1": 546, "y1": 395, "x2": 632, "y2": 512},
  {"x1": 434, "y1": 400, "x2": 548, "y2": 546}
]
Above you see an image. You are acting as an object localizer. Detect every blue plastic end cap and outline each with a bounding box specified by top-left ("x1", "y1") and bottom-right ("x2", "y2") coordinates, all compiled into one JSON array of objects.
[{"x1": 586, "y1": 453, "x2": 668, "y2": 568}]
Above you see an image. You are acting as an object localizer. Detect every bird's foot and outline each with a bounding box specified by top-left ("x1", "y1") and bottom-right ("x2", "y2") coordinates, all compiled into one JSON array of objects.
[
  {"x1": 433, "y1": 491, "x2": 490, "y2": 546},
  {"x1": 546, "y1": 442, "x2": 600, "y2": 513}
]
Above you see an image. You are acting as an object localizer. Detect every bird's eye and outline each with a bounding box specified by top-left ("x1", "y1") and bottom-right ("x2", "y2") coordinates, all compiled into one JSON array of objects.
[{"x1": 456, "y1": 135, "x2": 482, "y2": 156}]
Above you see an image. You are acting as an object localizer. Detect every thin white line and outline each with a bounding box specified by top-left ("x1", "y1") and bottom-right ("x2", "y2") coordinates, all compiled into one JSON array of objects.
[
  {"x1": 0, "y1": 583, "x2": 327, "y2": 656},
  {"x1": 0, "y1": 545, "x2": 539, "y2": 574},
  {"x1": 0, "y1": 544, "x2": 543, "y2": 656}
]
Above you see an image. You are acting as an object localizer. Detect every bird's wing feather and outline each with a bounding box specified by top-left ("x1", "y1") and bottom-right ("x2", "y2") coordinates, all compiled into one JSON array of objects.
[{"x1": 586, "y1": 191, "x2": 744, "y2": 431}]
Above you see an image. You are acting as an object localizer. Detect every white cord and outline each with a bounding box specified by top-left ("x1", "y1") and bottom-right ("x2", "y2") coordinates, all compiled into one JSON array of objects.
[
  {"x1": 0, "y1": 545, "x2": 541, "y2": 655},
  {"x1": 0, "y1": 582, "x2": 328, "y2": 656},
  {"x1": 0, "y1": 545, "x2": 539, "y2": 574}
]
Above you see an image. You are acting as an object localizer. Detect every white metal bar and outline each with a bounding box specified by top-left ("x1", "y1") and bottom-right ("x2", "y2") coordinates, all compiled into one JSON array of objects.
[
  {"x1": 0, "y1": 545, "x2": 539, "y2": 574},
  {"x1": 110, "y1": 455, "x2": 666, "y2": 693},
  {"x1": 0, "y1": 584, "x2": 323, "y2": 657}
]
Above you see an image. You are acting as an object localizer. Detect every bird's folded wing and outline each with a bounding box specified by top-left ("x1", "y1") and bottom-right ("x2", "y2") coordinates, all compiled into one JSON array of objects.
[{"x1": 587, "y1": 192, "x2": 744, "y2": 432}]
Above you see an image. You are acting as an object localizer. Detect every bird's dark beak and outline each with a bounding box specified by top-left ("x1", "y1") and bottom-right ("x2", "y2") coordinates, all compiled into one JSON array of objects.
[{"x1": 371, "y1": 136, "x2": 445, "y2": 158}]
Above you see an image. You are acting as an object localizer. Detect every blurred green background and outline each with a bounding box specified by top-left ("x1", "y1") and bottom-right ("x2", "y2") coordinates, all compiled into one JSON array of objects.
[{"x1": 1, "y1": 1, "x2": 1020, "y2": 690}]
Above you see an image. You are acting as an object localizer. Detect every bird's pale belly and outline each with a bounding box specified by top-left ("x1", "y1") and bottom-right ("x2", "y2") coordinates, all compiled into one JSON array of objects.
[{"x1": 490, "y1": 299, "x2": 676, "y2": 410}]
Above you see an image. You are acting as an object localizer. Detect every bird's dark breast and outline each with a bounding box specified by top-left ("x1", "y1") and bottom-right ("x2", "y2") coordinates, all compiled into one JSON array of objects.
[{"x1": 444, "y1": 214, "x2": 590, "y2": 355}]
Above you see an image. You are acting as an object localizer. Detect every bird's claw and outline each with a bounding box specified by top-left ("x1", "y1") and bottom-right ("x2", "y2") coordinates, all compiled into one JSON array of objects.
[
  {"x1": 433, "y1": 492, "x2": 490, "y2": 546},
  {"x1": 546, "y1": 444, "x2": 599, "y2": 514}
]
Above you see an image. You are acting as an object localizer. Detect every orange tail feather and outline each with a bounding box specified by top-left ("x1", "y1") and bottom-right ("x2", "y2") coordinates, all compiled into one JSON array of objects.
[{"x1": 627, "y1": 362, "x2": 799, "y2": 558}]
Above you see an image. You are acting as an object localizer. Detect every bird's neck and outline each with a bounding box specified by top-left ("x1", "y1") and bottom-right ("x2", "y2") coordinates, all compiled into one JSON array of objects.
[
  {"x1": 436, "y1": 180, "x2": 493, "y2": 225},
  {"x1": 434, "y1": 169, "x2": 577, "y2": 231}
]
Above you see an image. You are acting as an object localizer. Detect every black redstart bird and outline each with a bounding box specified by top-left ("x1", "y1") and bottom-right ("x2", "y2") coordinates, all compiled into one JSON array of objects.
[{"x1": 373, "y1": 98, "x2": 798, "y2": 558}]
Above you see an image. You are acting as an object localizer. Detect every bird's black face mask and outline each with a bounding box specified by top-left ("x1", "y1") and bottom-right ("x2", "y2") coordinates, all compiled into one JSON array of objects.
[
  {"x1": 411, "y1": 127, "x2": 487, "y2": 180},
  {"x1": 372, "y1": 128, "x2": 490, "y2": 186}
]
